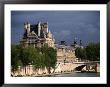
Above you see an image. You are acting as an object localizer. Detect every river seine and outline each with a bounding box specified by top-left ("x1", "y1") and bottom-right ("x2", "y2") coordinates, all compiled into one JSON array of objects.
[{"x1": 50, "y1": 72, "x2": 100, "y2": 77}]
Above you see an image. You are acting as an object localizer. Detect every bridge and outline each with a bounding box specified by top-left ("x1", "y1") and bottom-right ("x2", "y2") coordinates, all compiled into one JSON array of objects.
[
  {"x1": 72, "y1": 61, "x2": 100, "y2": 72},
  {"x1": 55, "y1": 61, "x2": 100, "y2": 73}
]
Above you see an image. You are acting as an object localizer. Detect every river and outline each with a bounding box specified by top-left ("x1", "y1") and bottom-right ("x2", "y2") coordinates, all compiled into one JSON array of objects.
[{"x1": 46, "y1": 72, "x2": 100, "y2": 77}]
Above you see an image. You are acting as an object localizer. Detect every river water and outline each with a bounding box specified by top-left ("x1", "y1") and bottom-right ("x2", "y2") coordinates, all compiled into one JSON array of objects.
[{"x1": 50, "y1": 72, "x2": 100, "y2": 77}]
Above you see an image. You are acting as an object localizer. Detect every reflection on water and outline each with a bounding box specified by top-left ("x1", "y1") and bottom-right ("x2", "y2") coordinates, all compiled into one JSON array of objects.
[{"x1": 51, "y1": 72, "x2": 100, "y2": 77}]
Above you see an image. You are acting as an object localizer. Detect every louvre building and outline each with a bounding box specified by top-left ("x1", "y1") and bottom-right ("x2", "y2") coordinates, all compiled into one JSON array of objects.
[{"x1": 20, "y1": 21, "x2": 76, "y2": 60}]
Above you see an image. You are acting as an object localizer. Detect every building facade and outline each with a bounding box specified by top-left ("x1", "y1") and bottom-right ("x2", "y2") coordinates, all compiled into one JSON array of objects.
[
  {"x1": 55, "y1": 44, "x2": 76, "y2": 63},
  {"x1": 20, "y1": 21, "x2": 76, "y2": 60},
  {"x1": 11, "y1": 21, "x2": 79, "y2": 76},
  {"x1": 20, "y1": 22, "x2": 55, "y2": 48}
]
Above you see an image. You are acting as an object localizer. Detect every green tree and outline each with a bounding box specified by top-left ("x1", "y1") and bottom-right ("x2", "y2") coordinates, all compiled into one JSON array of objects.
[
  {"x1": 46, "y1": 47, "x2": 57, "y2": 74},
  {"x1": 11, "y1": 44, "x2": 22, "y2": 73},
  {"x1": 75, "y1": 47, "x2": 86, "y2": 60},
  {"x1": 20, "y1": 45, "x2": 39, "y2": 74},
  {"x1": 75, "y1": 43, "x2": 100, "y2": 61},
  {"x1": 41, "y1": 43, "x2": 57, "y2": 74},
  {"x1": 11, "y1": 43, "x2": 57, "y2": 75},
  {"x1": 32, "y1": 51, "x2": 45, "y2": 74},
  {"x1": 86, "y1": 43, "x2": 100, "y2": 61}
]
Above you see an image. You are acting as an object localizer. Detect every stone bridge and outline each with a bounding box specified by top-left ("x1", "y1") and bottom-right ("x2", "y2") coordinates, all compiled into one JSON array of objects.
[
  {"x1": 73, "y1": 61, "x2": 100, "y2": 72},
  {"x1": 55, "y1": 61, "x2": 100, "y2": 73}
]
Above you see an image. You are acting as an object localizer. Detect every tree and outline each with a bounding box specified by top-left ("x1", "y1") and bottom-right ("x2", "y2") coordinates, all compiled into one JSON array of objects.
[
  {"x1": 46, "y1": 47, "x2": 57, "y2": 73},
  {"x1": 41, "y1": 43, "x2": 57, "y2": 74},
  {"x1": 11, "y1": 43, "x2": 57, "y2": 75},
  {"x1": 75, "y1": 47, "x2": 86, "y2": 60},
  {"x1": 75, "y1": 43, "x2": 100, "y2": 61},
  {"x1": 20, "y1": 45, "x2": 39, "y2": 74},
  {"x1": 85, "y1": 43, "x2": 100, "y2": 61},
  {"x1": 11, "y1": 44, "x2": 22, "y2": 74}
]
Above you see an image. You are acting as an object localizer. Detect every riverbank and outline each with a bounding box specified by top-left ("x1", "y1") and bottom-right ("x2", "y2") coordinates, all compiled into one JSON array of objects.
[
  {"x1": 33, "y1": 71, "x2": 100, "y2": 77},
  {"x1": 15, "y1": 71, "x2": 73, "y2": 77},
  {"x1": 14, "y1": 70, "x2": 100, "y2": 77},
  {"x1": 12, "y1": 62, "x2": 100, "y2": 77},
  {"x1": 54, "y1": 72, "x2": 100, "y2": 77}
]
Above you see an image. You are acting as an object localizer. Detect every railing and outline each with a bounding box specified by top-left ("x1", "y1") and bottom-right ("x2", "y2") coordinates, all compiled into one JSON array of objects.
[{"x1": 72, "y1": 61, "x2": 100, "y2": 64}]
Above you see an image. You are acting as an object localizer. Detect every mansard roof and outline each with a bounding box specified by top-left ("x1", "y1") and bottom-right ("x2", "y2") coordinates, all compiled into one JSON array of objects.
[
  {"x1": 23, "y1": 24, "x2": 48, "y2": 39},
  {"x1": 55, "y1": 44, "x2": 75, "y2": 50}
]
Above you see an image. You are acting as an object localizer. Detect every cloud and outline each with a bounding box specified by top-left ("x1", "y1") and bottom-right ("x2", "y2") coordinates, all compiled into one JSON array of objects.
[
  {"x1": 11, "y1": 11, "x2": 100, "y2": 45},
  {"x1": 60, "y1": 30, "x2": 71, "y2": 36}
]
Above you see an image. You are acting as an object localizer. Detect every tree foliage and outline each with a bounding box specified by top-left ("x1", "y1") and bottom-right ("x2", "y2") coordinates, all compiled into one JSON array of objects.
[
  {"x1": 11, "y1": 44, "x2": 22, "y2": 71},
  {"x1": 75, "y1": 47, "x2": 86, "y2": 60},
  {"x1": 85, "y1": 43, "x2": 100, "y2": 61},
  {"x1": 20, "y1": 46, "x2": 38, "y2": 66},
  {"x1": 75, "y1": 43, "x2": 100, "y2": 61},
  {"x1": 11, "y1": 43, "x2": 57, "y2": 74},
  {"x1": 41, "y1": 43, "x2": 57, "y2": 73}
]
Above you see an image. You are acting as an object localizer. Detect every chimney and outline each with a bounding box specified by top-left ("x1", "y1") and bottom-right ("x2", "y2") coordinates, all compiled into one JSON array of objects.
[
  {"x1": 24, "y1": 22, "x2": 27, "y2": 30},
  {"x1": 46, "y1": 22, "x2": 48, "y2": 33},
  {"x1": 38, "y1": 22, "x2": 41, "y2": 36},
  {"x1": 27, "y1": 22, "x2": 30, "y2": 34},
  {"x1": 60, "y1": 41, "x2": 66, "y2": 45}
]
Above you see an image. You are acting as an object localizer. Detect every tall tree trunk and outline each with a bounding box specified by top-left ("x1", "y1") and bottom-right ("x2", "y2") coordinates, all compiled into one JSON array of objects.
[
  {"x1": 48, "y1": 67, "x2": 51, "y2": 74},
  {"x1": 25, "y1": 65, "x2": 26, "y2": 75}
]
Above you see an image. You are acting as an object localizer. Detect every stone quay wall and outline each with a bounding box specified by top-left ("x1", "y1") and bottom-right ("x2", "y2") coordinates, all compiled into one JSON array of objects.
[
  {"x1": 11, "y1": 62, "x2": 80, "y2": 76},
  {"x1": 11, "y1": 62, "x2": 100, "y2": 76}
]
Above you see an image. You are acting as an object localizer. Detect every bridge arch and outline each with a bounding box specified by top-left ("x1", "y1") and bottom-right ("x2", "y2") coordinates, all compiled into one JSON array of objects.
[{"x1": 74, "y1": 65, "x2": 86, "y2": 71}]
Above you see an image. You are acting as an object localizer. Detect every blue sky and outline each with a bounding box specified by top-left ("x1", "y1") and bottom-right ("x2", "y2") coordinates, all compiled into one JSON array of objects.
[{"x1": 11, "y1": 11, "x2": 100, "y2": 46}]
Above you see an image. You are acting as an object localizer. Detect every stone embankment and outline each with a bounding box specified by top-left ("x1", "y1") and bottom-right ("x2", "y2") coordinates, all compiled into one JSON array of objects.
[{"x1": 11, "y1": 62, "x2": 100, "y2": 76}]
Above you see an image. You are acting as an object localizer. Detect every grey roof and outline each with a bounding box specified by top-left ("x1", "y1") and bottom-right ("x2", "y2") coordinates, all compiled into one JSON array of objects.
[{"x1": 55, "y1": 44, "x2": 75, "y2": 50}]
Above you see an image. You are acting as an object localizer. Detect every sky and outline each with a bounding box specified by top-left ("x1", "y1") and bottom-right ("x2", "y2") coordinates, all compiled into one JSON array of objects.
[{"x1": 11, "y1": 11, "x2": 100, "y2": 46}]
